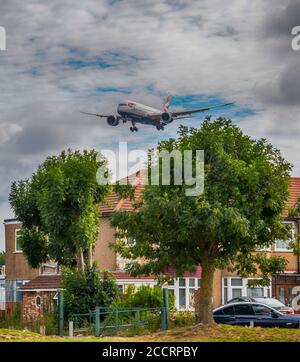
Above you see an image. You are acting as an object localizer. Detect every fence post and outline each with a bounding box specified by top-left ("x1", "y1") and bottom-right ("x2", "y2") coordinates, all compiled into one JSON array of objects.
[
  {"x1": 160, "y1": 288, "x2": 169, "y2": 331},
  {"x1": 69, "y1": 321, "x2": 74, "y2": 338},
  {"x1": 163, "y1": 288, "x2": 169, "y2": 330},
  {"x1": 58, "y1": 290, "x2": 64, "y2": 337},
  {"x1": 95, "y1": 307, "x2": 100, "y2": 337}
]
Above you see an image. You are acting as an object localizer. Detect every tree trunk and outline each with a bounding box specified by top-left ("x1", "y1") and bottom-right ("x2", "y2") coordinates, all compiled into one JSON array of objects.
[
  {"x1": 77, "y1": 248, "x2": 85, "y2": 271},
  {"x1": 196, "y1": 257, "x2": 215, "y2": 324},
  {"x1": 87, "y1": 244, "x2": 93, "y2": 268}
]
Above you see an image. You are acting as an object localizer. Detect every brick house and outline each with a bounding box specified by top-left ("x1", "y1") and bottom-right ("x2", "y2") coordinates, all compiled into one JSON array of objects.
[{"x1": 3, "y1": 173, "x2": 300, "y2": 321}]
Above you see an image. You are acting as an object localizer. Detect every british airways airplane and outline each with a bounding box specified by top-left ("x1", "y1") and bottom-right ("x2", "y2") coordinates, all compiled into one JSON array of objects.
[{"x1": 81, "y1": 96, "x2": 234, "y2": 132}]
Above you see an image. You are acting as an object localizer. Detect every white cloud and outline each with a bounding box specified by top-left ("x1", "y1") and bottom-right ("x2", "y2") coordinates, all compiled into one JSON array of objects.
[{"x1": 0, "y1": 0, "x2": 299, "y2": 249}]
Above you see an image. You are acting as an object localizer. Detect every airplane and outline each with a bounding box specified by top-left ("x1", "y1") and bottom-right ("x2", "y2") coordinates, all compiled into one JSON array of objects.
[{"x1": 80, "y1": 96, "x2": 234, "y2": 132}]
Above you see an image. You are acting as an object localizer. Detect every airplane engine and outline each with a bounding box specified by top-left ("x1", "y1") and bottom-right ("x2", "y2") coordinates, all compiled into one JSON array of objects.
[
  {"x1": 161, "y1": 112, "x2": 173, "y2": 124},
  {"x1": 107, "y1": 115, "x2": 119, "y2": 126}
]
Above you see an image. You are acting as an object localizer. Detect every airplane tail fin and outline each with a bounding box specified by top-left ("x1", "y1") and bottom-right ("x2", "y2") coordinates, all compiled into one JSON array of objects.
[{"x1": 163, "y1": 95, "x2": 171, "y2": 112}]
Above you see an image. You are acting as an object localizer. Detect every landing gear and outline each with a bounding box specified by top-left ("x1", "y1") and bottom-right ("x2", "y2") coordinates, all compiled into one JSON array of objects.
[
  {"x1": 156, "y1": 124, "x2": 164, "y2": 131},
  {"x1": 130, "y1": 126, "x2": 138, "y2": 132}
]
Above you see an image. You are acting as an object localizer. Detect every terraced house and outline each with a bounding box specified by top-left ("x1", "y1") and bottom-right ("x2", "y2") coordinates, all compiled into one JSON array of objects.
[{"x1": 3, "y1": 173, "x2": 300, "y2": 320}]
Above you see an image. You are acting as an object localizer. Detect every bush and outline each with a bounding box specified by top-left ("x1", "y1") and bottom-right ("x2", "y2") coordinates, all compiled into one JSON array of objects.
[
  {"x1": 0, "y1": 304, "x2": 22, "y2": 329},
  {"x1": 61, "y1": 264, "x2": 119, "y2": 319},
  {"x1": 170, "y1": 310, "x2": 196, "y2": 327},
  {"x1": 112, "y1": 284, "x2": 175, "y2": 309}
]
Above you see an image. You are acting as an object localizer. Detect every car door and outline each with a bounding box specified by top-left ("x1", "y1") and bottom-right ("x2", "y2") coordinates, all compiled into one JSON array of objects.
[
  {"x1": 251, "y1": 304, "x2": 296, "y2": 328},
  {"x1": 233, "y1": 304, "x2": 257, "y2": 326},
  {"x1": 214, "y1": 305, "x2": 235, "y2": 325},
  {"x1": 251, "y1": 304, "x2": 276, "y2": 327}
]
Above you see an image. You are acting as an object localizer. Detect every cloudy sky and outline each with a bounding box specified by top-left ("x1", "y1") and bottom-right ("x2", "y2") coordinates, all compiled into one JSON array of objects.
[{"x1": 0, "y1": 0, "x2": 300, "y2": 250}]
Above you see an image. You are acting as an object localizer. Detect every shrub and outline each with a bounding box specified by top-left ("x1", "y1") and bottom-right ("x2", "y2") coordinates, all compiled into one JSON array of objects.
[
  {"x1": 0, "y1": 304, "x2": 22, "y2": 329},
  {"x1": 170, "y1": 310, "x2": 196, "y2": 327},
  {"x1": 61, "y1": 264, "x2": 119, "y2": 319},
  {"x1": 112, "y1": 284, "x2": 175, "y2": 309}
]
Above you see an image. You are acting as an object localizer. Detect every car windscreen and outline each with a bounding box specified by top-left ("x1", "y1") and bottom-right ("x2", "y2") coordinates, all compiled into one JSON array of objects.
[{"x1": 254, "y1": 298, "x2": 284, "y2": 308}]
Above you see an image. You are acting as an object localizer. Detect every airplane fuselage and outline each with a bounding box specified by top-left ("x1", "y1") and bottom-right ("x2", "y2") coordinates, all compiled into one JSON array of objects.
[{"x1": 117, "y1": 101, "x2": 163, "y2": 126}]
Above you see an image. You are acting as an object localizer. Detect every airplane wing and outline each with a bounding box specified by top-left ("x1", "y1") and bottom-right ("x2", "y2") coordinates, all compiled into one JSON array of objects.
[
  {"x1": 146, "y1": 102, "x2": 234, "y2": 120},
  {"x1": 80, "y1": 111, "x2": 110, "y2": 118},
  {"x1": 171, "y1": 102, "x2": 235, "y2": 118}
]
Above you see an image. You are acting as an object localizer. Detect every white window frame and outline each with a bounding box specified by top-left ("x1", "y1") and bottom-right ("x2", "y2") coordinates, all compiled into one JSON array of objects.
[
  {"x1": 274, "y1": 221, "x2": 295, "y2": 252},
  {"x1": 166, "y1": 277, "x2": 201, "y2": 310},
  {"x1": 222, "y1": 277, "x2": 271, "y2": 304},
  {"x1": 14, "y1": 229, "x2": 23, "y2": 253}
]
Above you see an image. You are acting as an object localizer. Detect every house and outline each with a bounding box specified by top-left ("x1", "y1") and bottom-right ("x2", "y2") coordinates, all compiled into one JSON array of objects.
[{"x1": 3, "y1": 174, "x2": 300, "y2": 321}]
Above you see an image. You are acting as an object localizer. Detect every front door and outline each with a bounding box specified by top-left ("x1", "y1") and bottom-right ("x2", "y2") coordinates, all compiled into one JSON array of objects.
[{"x1": 276, "y1": 285, "x2": 294, "y2": 306}]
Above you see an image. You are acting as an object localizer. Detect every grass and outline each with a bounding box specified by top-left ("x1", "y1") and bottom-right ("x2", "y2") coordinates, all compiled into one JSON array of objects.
[{"x1": 1, "y1": 324, "x2": 300, "y2": 342}]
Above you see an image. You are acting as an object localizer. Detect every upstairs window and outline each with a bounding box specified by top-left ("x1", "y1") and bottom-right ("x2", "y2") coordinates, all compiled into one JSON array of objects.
[
  {"x1": 275, "y1": 222, "x2": 295, "y2": 252},
  {"x1": 15, "y1": 229, "x2": 22, "y2": 252}
]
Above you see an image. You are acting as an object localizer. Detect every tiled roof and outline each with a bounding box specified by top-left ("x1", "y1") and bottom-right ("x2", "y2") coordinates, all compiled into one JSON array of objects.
[
  {"x1": 109, "y1": 271, "x2": 155, "y2": 280},
  {"x1": 100, "y1": 174, "x2": 300, "y2": 218},
  {"x1": 286, "y1": 177, "x2": 300, "y2": 210},
  {"x1": 100, "y1": 171, "x2": 144, "y2": 215},
  {"x1": 20, "y1": 275, "x2": 62, "y2": 291}
]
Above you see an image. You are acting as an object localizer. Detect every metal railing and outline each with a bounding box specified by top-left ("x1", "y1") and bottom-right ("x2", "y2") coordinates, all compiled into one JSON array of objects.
[{"x1": 71, "y1": 306, "x2": 167, "y2": 337}]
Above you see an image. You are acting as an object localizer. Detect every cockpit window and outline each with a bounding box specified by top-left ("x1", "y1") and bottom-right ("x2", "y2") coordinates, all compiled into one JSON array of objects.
[{"x1": 119, "y1": 103, "x2": 127, "y2": 106}]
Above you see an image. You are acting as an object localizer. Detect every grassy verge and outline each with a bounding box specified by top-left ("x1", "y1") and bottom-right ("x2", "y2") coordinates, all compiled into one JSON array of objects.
[{"x1": 1, "y1": 324, "x2": 300, "y2": 342}]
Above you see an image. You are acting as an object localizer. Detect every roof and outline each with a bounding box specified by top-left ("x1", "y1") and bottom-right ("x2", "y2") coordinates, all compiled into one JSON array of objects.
[
  {"x1": 20, "y1": 275, "x2": 62, "y2": 291},
  {"x1": 100, "y1": 171, "x2": 144, "y2": 215},
  {"x1": 286, "y1": 177, "x2": 300, "y2": 211},
  {"x1": 109, "y1": 271, "x2": 155, "y2": 280},
  {"x1": 100, "y1": 174, "x2": 300, "y2": 218},
  {"x1": 3, "y1": 218, "x2": 19, "y2": 224}
]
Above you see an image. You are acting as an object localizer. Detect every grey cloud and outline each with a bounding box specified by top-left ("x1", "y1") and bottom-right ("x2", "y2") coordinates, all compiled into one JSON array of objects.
[{"x1": 264, "y1": 1, "x2": 300, "y2": 38}]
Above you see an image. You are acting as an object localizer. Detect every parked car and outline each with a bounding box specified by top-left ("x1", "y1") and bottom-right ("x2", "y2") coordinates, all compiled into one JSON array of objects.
[
  {"x1": 214, "y1": 302, "x2": 300, "y2": 328},
  {"x1": 227, "y1": 296, "x2": 294, "y2": 314}
]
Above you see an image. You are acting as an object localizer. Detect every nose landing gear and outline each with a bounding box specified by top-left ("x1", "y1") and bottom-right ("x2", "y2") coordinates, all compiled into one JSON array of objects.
[{"x1": 130, "y1": 126, "x2": 138, "y2": 132}]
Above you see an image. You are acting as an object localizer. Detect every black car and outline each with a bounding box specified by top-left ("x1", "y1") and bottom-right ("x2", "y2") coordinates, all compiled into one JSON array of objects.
[{"x1": 213, "y1": 302, "x2": 300, "y2": 328}]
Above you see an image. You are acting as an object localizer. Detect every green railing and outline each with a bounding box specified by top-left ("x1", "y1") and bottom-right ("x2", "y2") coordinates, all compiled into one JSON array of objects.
[{"x1": 71, "y1": 306, "x2": 167, "y2": 337}]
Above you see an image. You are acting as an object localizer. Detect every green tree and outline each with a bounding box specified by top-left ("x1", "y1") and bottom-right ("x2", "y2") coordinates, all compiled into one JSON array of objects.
[
  {"x1": 0, "y1": 251, "x2": 5, "y2": 267},
  {"x1": 112, "y1": 284, "x2": 175, "y2": 309},
  {"x1": 111, "y1": 118, "x2": 291, "y2": 324},
  {"x1": 61, "y1": 264, "x2": 119, "y2": 319},
  {"x1": 9, "y1": 149, "x2": 115, "y2": 270}
]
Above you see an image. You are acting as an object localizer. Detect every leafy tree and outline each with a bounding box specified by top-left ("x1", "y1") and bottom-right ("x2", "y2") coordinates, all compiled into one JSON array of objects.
[
  {"x1": 9, "y1": 149, "x2": 117, "y2": 270},
  {"x1": 111, "y1": 118, "x2": 292, "y2": 324},
  {"x1": 0, "y1": 251, "x2": 5, "y2": 267},
  {"x1": 112, "y1": 284, "x2": 175, "y2": 309},
  {"x1": 61, "y1": 264, "x2": 119, "y2": 318}
]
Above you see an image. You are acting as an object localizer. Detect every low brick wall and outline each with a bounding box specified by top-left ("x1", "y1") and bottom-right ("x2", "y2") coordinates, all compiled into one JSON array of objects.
[{"x1": 22, "y1": 291, "x2": 56, "y2": 323}]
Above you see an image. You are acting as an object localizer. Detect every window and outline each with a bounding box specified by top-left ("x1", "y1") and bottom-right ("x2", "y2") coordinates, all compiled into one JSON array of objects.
[
  {"x1": 15, "y1": 229, "x2": 22, "y2": 252},
  {"x1": 166, "y1": 277, "x2": 201, "y2": 309},
  {"x1": 223, "y1": 306, "x2": 234, "y2": 315},
  {"x1": 234, "y1": 304, "x2": 254, "y2": 315},
  {"x1": 275, "y1": 222, "x2": 294, "y2": 252},
  {"x1": 247, "y1": 287, "x2": 264, "y2": 298},
  {"x1": 15, "y1": 281, "x2": 24, "y2": 302},
  {"x1": 35, "y1": 296, "x2": 42, "y2": 307},
  {"x1": 232, "y1": 288, "x2": 242, "y2": 298},
  {"x1": 222, "y1": 277, "x2": 271, "y2": 304},
  {"x1": 179, "y1": 288, "x2": 186, "y2": 308},
  {"x1": 231, "y1": 278, "x2": 243, "y2": 286},
  {"x1": 252, "y1": 304, "x2": 272, "y2": 316}
]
